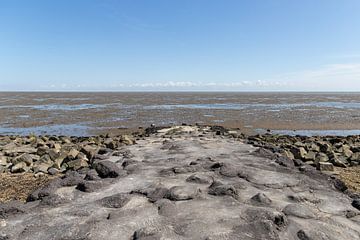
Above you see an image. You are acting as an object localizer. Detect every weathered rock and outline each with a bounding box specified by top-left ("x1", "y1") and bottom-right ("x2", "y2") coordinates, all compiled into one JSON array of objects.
[
  {"x1": 330, "y1": 153, "x2": 348, "y2": 167},
  {"x1": 208, "y1": 181, "x2": 238, "y2": 199},
  {"x1": 304, "y1": 151, "x2": 316, "y2": 161},
  {"x1": 120, "y1": 135, "x2": 135, "y2": 145},
  {"x1": 48, "y1": 149, "x2": 60, "y2": 161},
  {"x1": 67, "y1": 148, "x2": 79, "y2": 160},
  {"x1": 66, "y1": 159, "x2": 89, "y2": 171},
  {"x1": 0, "y1": 201, "x2": 25, "y2": 219},
  {"x1": 133, "y1": 227, "x2": 161, "y2": 240},
  {"x1": 93, "y1": 160, "x2": 126, "y2": 178},
  {"x1": 60, "y1": 171, "x2": 84, "y2": 186},
  {"x1": 98, "y1": 193, "x2": 130, "y2": 208},
  {"x1": 283, "y1": 204, "x2": 316, "y2": 219},
  {"x1": 84, "y1": 169, "x2": 101, "y2": 180},
  {"x1": 76, "y1": 181, "x2": 105, "y2": 193},
  {"x1": 27, "y1": 178, "x2": 62, "y2": 201},
  {"x1": 81, "y1": 145, "x2": 99, "y2": 160},
  {"x1": 32, "y1": 162, "x2": 51, "y2": 173},
  {"x1": 11, "y1": 162, "x2": 28, "y2": 173},
  {"x1": 290, "y1": 147, "x2": 307, "y2": 159},
  {"x1": 250, "y1": 193, "x2": 272, "y2": 206},
  {"x1": 316, "y1": 162, "x2": 334, "y2": 172},
  {"x1": 186, "y1": 173, "x2": 212, "y2": 184},
  {"x1": 12, "y1": 153, "x2": 33, "y2": 166},
  {"x1": 36, "y1": 146, "x2": 49, "y2": 156},
  {"x1": 0, "y1": 156, "x2": 8, "y2": 166},
  {"x1": 166, "y1": 186, "x2": 199, "y2": 201},
  {"x1": 351, "y1": 199, "x2": 360, "y2": 211},
  {"x1": 104, "y1": 138, "x2": 117, "y2": 149}
]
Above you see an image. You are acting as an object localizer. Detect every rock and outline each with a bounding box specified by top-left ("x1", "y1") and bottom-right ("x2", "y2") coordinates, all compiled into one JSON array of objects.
[
  {"x1": 76, "y1": 181, "x2": 105, "y2": 193},
  {"x1": 318, "y1": 142, "x2": 332, "y2": 153},
  {"x1": 27, "y1": 178, "x2": 62, "y2": 201},
  {"x1": 0, "y1": 201, "x2": 25, "y2": 219},
  {"x1": 81, "y1": 145, "x2": 99, "y2": 160},
  {"x1": 290, "y1": 147, "x2": 307, "y2": 159},
  {"x1": 84, "y1": 169, "x2": 101, "y2": 180},
  {"x1": 4, "y1": 146, "x2": 37, "y2": 155},
  {"x1": 48, "y1": 149, "x2": 60, "y2": 160},
  {"x1": 315, "y1": 152, "x2": 329, "y2": 163},
  {"x1": 0, "y1": 156, "x2": 8, "y2": 166},
  {"x1": 93, "y1": 160, "x2": 126, "y2": 178},
  {"x1": 282, "y1": 150, "x2": 294, "y2": 160},
  {"x1": 283, "y1": 204, "x2": 316, "y2": 219},
  {"x1": 99, "y1": 193, "x2": 130, "y2": 208},
  {"x1": 12, "y1": 153, "x2": 33, "y2": 166},
  {"x1": 316, "y1": 162, "x2": 334, "y2": 172},
  {"x1": 11, "y1": 162, "x2": 28, "y2": 173},
  {"x1": 304, "y1": 151, "x2": 316, "y2": 161},
  {"x1": 136, "y1": 187, "x2": 170, "y2": 203},
  {"x1": 166, "y1": 186, "x2": 199, "y2": 201},
  {"x1": 133, "y1": 227, "x2": 161, "y2": 240},
  {"x1": 275, "y1": 156, "x2": 295, "y2": 168},
  {"x1": 60, "y1": 171, "x2": 84, "y2": 186},
  {"x1": 120, "y1": 135, "x2": 135, "y2": 145},
  {"x1": 186, "y1": 174, "x2": 212, "y2": 184},
  {"x1": 208, "y1": 181, "x2": 238, "y2": 199},
  {"x1": 330, "y1": 153, "x2": 348, "y2": 167},
  {"x1": 250, "y1": 193, "x2": 272, "y2": 206},
  {"x1": 104, "y1": 138, "x2": 117, "y2": 149},
  {"x1": 306, "y1": 143, "x2": 320, "y2": 152},
  {"x1": 33, "y1": 162, "x2": 51, "y2": 173},
  {"x1": 36, "y1": 146, "x2": 49, "y2": 156},
  {"x1": 67, "y1": 148, "x2": 79, "y2": 160},
  {"x1": 47, "y1": 167, "x2": 59, "y2": 175},
  {"x1": 351, "y1": 152, "x2": 360, "y2": 161},
  {"x1": 66, "y1": 159, "x2": 89, "y2": 171},
  {"x1": 351, "y1": 199, "x2": 360, "y2": 211},
  {"x1": 155, "y1": 199, "x2": 177, "y2": 217}
]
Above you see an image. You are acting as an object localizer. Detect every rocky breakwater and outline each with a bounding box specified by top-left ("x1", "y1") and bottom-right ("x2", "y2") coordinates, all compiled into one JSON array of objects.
[
  {"x1": 0, "y1": 125, "x2": 359, "y2": 240},
  {"x1": 0, "y1": 134, "x2": 136, "y2": 176},
  {"x1": 247, "y1": 134, "x2": 360, "y2": 172}
]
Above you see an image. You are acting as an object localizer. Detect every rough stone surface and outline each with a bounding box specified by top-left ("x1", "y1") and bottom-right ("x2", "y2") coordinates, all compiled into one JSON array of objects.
[{"x1": 1, "y1": 126, "x2": 360, "y2": 240}]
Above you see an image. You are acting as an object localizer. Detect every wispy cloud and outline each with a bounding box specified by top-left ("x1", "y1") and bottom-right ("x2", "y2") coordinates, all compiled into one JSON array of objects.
[{"x1": 270, "y1": 63, "x2": 360, "y2": 90}]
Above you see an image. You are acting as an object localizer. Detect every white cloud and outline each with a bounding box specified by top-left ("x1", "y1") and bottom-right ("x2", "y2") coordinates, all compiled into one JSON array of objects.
[{"x1": 270, "y1": 63, "x2": 360, "y2": 90}]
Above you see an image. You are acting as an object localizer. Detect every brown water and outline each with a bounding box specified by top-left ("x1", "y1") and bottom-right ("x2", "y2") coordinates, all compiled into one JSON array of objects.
[{"x1": 0, "y1": 92, "x2": 360, "y2": 136}]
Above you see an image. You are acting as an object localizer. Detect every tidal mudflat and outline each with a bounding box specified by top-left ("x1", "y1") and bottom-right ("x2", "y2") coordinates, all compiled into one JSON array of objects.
[{"x1": 1, "y1": 92, "x2": 360, "y2": 136}]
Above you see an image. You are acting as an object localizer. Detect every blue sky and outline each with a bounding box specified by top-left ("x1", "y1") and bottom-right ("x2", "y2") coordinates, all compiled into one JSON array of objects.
[{"x1": 1, "y1": 0, "x2": 360, "y2": 91}]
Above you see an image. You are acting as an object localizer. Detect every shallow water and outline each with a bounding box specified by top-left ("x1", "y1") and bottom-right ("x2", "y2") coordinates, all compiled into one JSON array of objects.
[{"x1": 0, "y1": 92, "x2": 360, "y2": 136}]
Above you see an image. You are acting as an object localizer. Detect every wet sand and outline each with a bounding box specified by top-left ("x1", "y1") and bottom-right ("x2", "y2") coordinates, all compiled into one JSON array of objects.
[{"x1": 1, "y1": 92, "x2": 360, "y2": 136}]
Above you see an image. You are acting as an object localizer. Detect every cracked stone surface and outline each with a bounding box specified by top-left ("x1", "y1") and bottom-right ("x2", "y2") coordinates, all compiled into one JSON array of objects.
[{"x1": 1, "y1": 126, "x2": 360, "y2": 240}]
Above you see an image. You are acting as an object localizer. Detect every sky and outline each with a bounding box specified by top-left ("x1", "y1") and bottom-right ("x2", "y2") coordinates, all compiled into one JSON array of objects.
[{"x1": 0, "y1": 0, "x2": 360, "y2": 91}]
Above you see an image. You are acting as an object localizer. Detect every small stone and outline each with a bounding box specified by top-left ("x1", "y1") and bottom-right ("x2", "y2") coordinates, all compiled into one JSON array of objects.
[
  {"x1": 81, "y1": 145, "x2": 99, "y2": 160},
  {"x1": 186, "y1": 174, "x2": 212, "y2": 184},
  {"x1": 316, "y1": 162, "x2": 334, "y2": 172}
]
